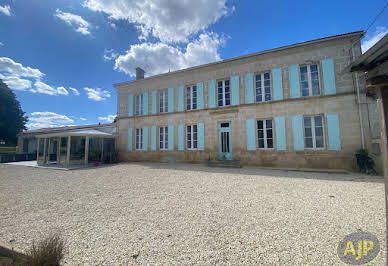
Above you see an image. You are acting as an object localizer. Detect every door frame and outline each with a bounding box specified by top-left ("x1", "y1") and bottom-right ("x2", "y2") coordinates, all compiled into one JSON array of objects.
[{"x1": 217, "y1": 121, "x2": 232, "y2": 160}]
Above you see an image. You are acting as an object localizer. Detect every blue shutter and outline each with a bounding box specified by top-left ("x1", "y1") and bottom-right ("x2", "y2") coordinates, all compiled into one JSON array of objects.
[
  {"x1": 168, "y1": 125, "x2": 174, "y2": 150},
  {"x1": 322, "y1": 58, "x2": 336, "y2": 95},
  {"x1": 292, "y1": 115, "x2": 304, "y2": 150},
  {"x1": 197, "y1": 82, "x2": 204, "y2": 110},
  {"x1": 326, "y1": 113, "x2": 341, "y2": 150},
  {"x1": 178, "y1": 124, "x2": 184, "y2": 151},
  {"x1": 208, "y1": 80, "x2": 216, "y2": 108},
  {"x1": 231, "y1": 75, "x2": 240, "y2": 106},
  {"x1": 288, "y1": 65, "x2": 301, "y2": 98},
  {"x1": 272, "y1": 68, "x2": 283, "y2": 101},
  {"x1": 128, "y1": 93, "x2": 134, "y2": 116},
  {"x1": 128, "y1": 128, "x2": 132, "y2": 151},
  {"x1": 198, "y1": 122, "x2": 204, "y2": 151},
  {"x1": 143, "y1": 92, "x2": 148, "y2": 115},
  {"x1": 143, "y1": 126, "x2": 148, "y2": 151},
  {"x1": 178, "y1": 85, "x2": 184, "y2": 112},
  {"x1": 244, "y1": 72, "x2": 254, "y2": 104},
  {"x1": 246, "y1": 119, "x2": 256, "y2": 151},
  {"x1": 152, "y1": 90, "x2": 157, "y2": 114},
  {"x1": 168, "y1": 87, "x2": 174, "y2": 113},
  {"x1": 151, "y1": 125, "x2": 156, "y2": 151},
  {"x1": 275, "y1": 116, "x2": 286, "y2": 150}
]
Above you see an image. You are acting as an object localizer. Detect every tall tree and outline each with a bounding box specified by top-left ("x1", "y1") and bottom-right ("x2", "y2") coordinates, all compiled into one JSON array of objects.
[{"x1": 0, "y1": 79, "x2": 28, "y2": 145}]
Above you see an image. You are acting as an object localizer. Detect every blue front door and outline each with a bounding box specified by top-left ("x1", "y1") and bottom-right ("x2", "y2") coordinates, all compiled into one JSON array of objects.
[{"x1": 218, "y1": 122, "x2": 232, "y2": 160}]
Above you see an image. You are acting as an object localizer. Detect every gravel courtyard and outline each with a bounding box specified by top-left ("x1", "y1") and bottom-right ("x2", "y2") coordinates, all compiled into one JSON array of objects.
[{"x1": 0, "y1": 163, "x2": 386, "y2": 265}]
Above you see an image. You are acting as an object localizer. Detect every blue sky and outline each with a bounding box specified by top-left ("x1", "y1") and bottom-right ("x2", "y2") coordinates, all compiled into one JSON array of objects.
[{"x1": 0, "y1": 0, "x2": 387, "y2": 129}]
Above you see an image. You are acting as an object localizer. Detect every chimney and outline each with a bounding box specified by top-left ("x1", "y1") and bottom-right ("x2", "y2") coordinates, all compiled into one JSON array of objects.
[{"x1": 136, "y1": 67, "x2": 145, "y2": 80}]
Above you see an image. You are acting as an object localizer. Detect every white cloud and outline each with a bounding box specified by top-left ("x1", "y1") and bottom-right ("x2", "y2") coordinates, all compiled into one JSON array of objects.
[
  {"x1": 98, "y1": 114, "x2": 115, "y2": 122},
  {"x1": 80, "y1": 117, "x2": 87, "y2": 121},
  {"x1": 1, "y1": 75, "x2": 32, "y2": 91},
  {"x1": 0, "y1": 42, "x2": 3, "y2": 46},
  {"x1": 109, "y1": 22, "x2": 116, "y2": 29},
  {"x1": 103, "y1": 48, "x2": 118, "y2": 61},
  {"x1": 84, "y1": 0, "x2": 233, "y2": 43},
  {"x1": 27, "y1": 112, "x2": 75, "y2": 130},
  {"x1": 0, "y1": 5, "x2": 11, "y2": 16},
  {"x1": 0, "y1": 57, "x2": 44, "y2": 79},
  {"x1": 31, "y1": 81, "x2": 69, "y2": 96},
  {"x1": 115, "y1": 33, "x2": 223, "y2": 77},
  {"x1": 69, "y1": 87, "x2": 80, "y2": 95},
  {"x1": 361, "y1": 27, "x2": 388, "y2": 53},
  {"x1": 54, "y1": 9, "x2": 91, "y2": 36},
  {"x1": 84, "y1": 87, "x2": 111, "y2": 101}
]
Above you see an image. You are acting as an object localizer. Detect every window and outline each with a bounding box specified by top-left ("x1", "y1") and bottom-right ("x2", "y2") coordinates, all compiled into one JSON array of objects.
[
  {"x1": 136, "y1": 94, "x2": 144, "y2": 115},
  {"x1": 23, "y1": 139, "x2": 29, "y2": 153},
  {"x1": 186, "y1": 125, "x2": 198, "y2": 150},
  {"x1": 257, "y1": 119, "x2": 274, "y2": 149},
  {"x1": 255, "y1": 72, "x2": 271, "y2": 102},
  {"x1": 159, "y1": 126, "x2": 168, "y2": 150},
  {"x1": 60, "y1": 137, "x2": 67, "y2": 156},
  {"x1": 135, "y1": 128, "x2": 143, "y2": 150},
  {"x1": 186, "y1": 85, "x2": 197, "y2": 110},
  {"x1": 300, "y1": 64, "x2": 320, "y2": 97},
  {"x1": 217, "y1": 79, "x2": 230, "y2": 107},
  {"x1": 159, "y1": 90, "x2": 168, "y2": 113},
  {"x1": 304, "y1": 116, "x2": 324, "y2": 149}
]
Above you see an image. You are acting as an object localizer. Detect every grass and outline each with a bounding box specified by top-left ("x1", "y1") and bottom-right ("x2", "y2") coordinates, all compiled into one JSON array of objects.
[
  {"x1": 23, "y1": 234, "x2": 65, "y2": 266},
  {"x1": 0, "y1": 147, "x2": 17, "y2": 154}
]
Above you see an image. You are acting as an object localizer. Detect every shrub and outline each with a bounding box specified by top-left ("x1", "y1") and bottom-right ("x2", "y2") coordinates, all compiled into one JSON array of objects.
[{"x1": 24, "y1": 234, "x2": 65, "y2": 266}]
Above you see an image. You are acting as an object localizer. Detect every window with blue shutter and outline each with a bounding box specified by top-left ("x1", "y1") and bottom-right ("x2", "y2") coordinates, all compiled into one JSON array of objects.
[
  {"x1": 321, "y1": 58, "x2": 336, "y2": 95},
  {"x1": 198, "y1": 122, "x2": 204, "y2": 151},
  {"x1": 152, "y1": 90, "x2": 157, "y2": 114},
  {"x1": 246, "y1": 119, "x2": 255, "y2": 150},
  {"x1": 151, "y1": 126, "x2": 156, "y2": 151},
  {"x1": 245, "y1": 73, "x2": 254, "y2": 104},
  {"x1": 178, "y1": 124, "x2": 184, "y2": 151},
  {"x1": 128, "y1": 94, "x2": 134, "y2": 116},
  {"x1": 208, "y1": 80, "x2": 216, "y2": 108},
  {"x1": 128, "y1": 128, "x2": 132, "y2": 151},
  {"x1": 143, "y1": 92, "x2": 148, "y2": 115},
  {"x1": 168, "y1": 87, "x2": 174, "y2": 113},
  {"x1": 275, "y1": 116, "x2": 286, "y2": 150},
  {"x1": 168, "y1": 125, "x2": 174, "y2": 150},
  {"x1": 231, "y1": 75, "x2": 240, "y2": 106},
  {"x1": 178, "y1": 85, "x2": 184, "y2": 112},
  {"x1": 272, "y1": 68, "x2": 283, "y2": 101},
  {"x1": 326, "y1": 113, "x2": 341, "y2": 150},
  {"x1": 288, "y1": 65, "x2": 301, "y2": 98},
  {"x1": 143, "y1": 126, "x2": 148, "y2": 151},
  {"x1": 292, "y1": 115, "x2": 304, "y2": 150},
  {"x1": 197, "y1": 82, "x2": 204, "y2": 110}
]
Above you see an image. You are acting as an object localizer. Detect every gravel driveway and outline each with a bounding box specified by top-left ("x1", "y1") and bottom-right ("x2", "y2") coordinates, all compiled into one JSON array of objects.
[{"x1": 0, "y1": 163, "x2": 385, "y2": 265}]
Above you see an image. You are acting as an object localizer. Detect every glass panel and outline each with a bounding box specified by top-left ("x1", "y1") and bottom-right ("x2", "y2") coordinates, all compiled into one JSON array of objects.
[
  {"x1": 225, "y1": 80, "x2": 229, "y2": 86},
  {"x1": 304, "y1": 117, "x2": 311, "y2": 127},
  {"x1": 257, "y1": 120, "x2": 263, "y2": 129},
  {"x1": 221, "y1": 132, "x2": 225, "y2": 152},
  {"x1": 314, "y1": 116, "x2": 322, "y2": 126},
  {"x1": 258, "y1": 139, "x2": 264, "y2": 148},
  {"x1": 264, "y1": 73, "x2": 270, "y2": 79},
  {"x1": 316, "y1": 137, "x2": 324, "y2": 148},
  {"x1": 60, "y1": 137, "x2": 67, "y2": 156},
  {"x1": 310, "y1": 64, "x2": 318, "y2": 72},
  {"x1": 300, "y1": 66, "x2": 307, "y2": 74},
  {"x1": 225, "y1": 98, "x2": 230, "y2": 106},
  {"x1": 266, "y1": 120, "x2": 272, "y2": 128},
  {"x1": 304, "y1": 127, "x2": 312, "y2": 137},
  {"x1": 267, "y1": 139, "x2": 273, "y2": 148},
  {"x1": 193, "y1": 140, "x2": 197, "y2": 149},
  {"x1": 258, "y1": 130, "x2": 264, "y2": 138},
  {"x1": 226, "y1": 132, "x2": 230, "y2": 152},
  {"x1": 266, "y1": 129, "x2": 273, "y2": 138},
  {"x1": 70, "y1": 136, "x2": 85, "y2": 160},
  {"x1": 315, "y1": 127, "x2": 323, "y2": 137},
  {"x1": 221, "y1": 123, "x2": 229, "y2": 128},
  {"x1": 38, "y1": 139, "x2": 44, "y2": 157},
  {"x1": 305, "y1": 137, "x2": 313, "y2": 148}
]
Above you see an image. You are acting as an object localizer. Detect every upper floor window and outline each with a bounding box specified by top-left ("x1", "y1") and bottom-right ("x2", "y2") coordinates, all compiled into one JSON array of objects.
[
  {"x1": 304, "y1": 115, "x2": 324, "y2": 149},
  {"x1": 136, "y1": 94, "x2": 144, "y2": 116},
  {"x1": 257, "y1": 119, "x2": 273, "y2": 149},
  {"x1": 300, "y1": 64, "x2": 320, "y2": 97},
  {"x1": 187, "y1": 124, "x2": 198, "y2": 150},
  {"x1": 135, "y1": 128, "x2": 143, "y2": 150},
  {"x1": 256, "y1": 73, "x2": 271, "y2": 102},
  {"x1": 186, "y1": 85, "x2": 197, "y2": 111},
  {"x1": 217, "y1": 79, "x2": 230, "y2": 107},
  {"x1": 159, "y1": 90, "x2": 168, "y2": 113},
  {"x1": 159, "y1": 126, "x2": 168, "y2": 150}
]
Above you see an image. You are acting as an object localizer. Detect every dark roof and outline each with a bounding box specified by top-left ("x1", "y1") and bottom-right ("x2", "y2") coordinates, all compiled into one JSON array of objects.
[
  {"x1": 19, "y1": 123, "x2": 115, "y2": 136},
  {"x1": 349, "y1": 34, "x2": 388, "y2": 72},
  {"x1": 114, "y1": 31, "x2": 365, "y2": 88}
]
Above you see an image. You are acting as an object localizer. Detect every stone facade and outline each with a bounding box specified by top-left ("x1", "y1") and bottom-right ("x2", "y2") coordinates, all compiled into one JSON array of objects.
[{"x1": 114, "y1": 31, "x2": 382, "y2": 172}]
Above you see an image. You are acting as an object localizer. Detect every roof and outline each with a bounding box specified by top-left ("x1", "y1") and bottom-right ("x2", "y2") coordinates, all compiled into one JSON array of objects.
[
  {"x1": 114, "y1": 31, "x2": 365, "y2": 88},
  {"x1": 36, "y1": 129, "x2": 115, "y2": 138},
  {"x1": 19, "y1": 123, "x2": 116, "y2": 136},
  {"x1": 349, "y1": 33, "x2": 388, "y2": 72}
]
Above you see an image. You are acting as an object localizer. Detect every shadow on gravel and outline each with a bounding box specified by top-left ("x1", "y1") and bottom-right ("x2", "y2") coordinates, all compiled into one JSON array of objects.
[{"x1": 125, "y1": 162, "x2": 384, "y2": 184}]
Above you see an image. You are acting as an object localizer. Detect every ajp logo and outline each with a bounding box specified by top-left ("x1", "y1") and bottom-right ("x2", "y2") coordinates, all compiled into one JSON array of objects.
[{"x1": 337, "y1": 232, "x2": 380, "y2": 265}]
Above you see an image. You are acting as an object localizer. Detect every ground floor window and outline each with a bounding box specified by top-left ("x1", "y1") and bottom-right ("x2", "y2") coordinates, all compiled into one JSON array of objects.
[
  {"x1": 60, "y1": 137, "x2": 67, "y2": 156},
  {"x1": 159, "y1": 126, "x2": 168, "y2": 150},
  {"x1": 304, "y1": 115, "x2": 324, "y2": 149},
  {"x1": 136, "y1": 128, "x2": 143, "y2": 150},
  {"x1": 187, "y1": 124, "x2": 198, "y2": 150},
  {"x1": 70, "y1": 136, "x2": 85, "y2": 160},
  {"x1": 257, "y1": 119, "x2": 273, "y2": 149}
]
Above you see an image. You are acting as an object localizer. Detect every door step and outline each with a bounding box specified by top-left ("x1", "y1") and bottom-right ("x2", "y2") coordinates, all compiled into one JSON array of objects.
[{"x1": 205, "y1": 160, "x2": 241, "y2": 168}]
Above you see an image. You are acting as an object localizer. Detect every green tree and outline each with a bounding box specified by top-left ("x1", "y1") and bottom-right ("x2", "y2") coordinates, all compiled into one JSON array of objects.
[{"x1": 0, "y1": 79, "x2": 28, "y2": 145}]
